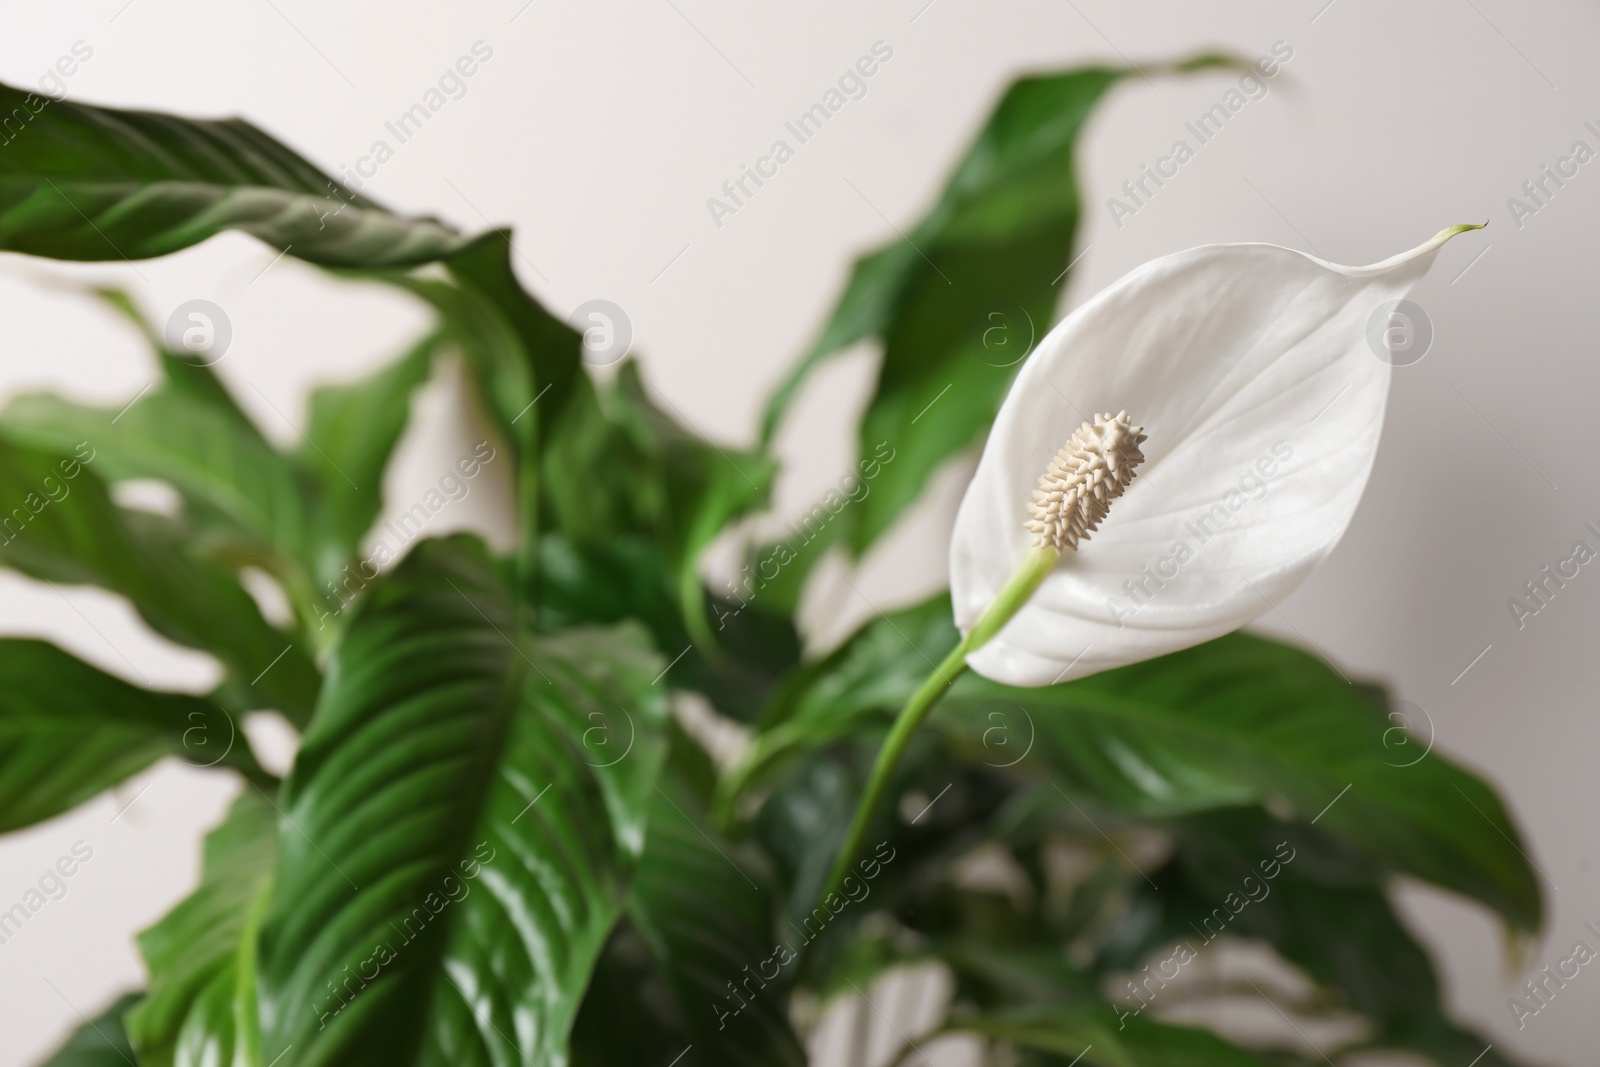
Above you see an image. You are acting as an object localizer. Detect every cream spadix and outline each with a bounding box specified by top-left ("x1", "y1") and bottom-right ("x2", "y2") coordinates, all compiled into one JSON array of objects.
[
  {"x1": 1026, "y1": 410, "x2": 1147, "y2": 552},
  {"x1": 950, "y1": 226, "x2": 1482, "y2": 688}
]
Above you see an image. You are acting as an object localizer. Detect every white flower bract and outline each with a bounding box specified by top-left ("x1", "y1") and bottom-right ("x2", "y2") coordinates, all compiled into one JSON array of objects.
[{"x1": 950, "y1": 229, "x2": 1473, "y2": 687}]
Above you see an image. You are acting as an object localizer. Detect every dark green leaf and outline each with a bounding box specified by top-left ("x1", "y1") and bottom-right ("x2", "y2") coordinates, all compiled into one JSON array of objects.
[
  {"x1": 126, "y1": 790, "x2": 277, "y2": 1067},
  {"x1": 717, "y1": 594, "x2": 952, "y2": 813},
  {"x1": 35, "y1": 992, "x2": 141, "y2": 1067},
  {"x1": 255, "y1": 535, "x2": 669, "y2": 1067},
  {"x1": 299, "y1": 330, "x2": 440, "y2": 568},
  {"x1": 957, "y1": 631, "x2": 1542, "y2": 932},
  {"x1": 0, "y1": 439, "x2": 319, "y2": 723},
  {"x1": 0, "y1": 639, "x2": 260, "y2": 833},
  {"x1": 728, "y1": 593, "x2": 1541, "y2": 933},
  {"x1": 544, "y1": 361, "x2": 775, "y2": 645},
  {"x1": 1113, "y1": 810, "x2": 1527, "y2": 1067},
  {"x1": 629, "y1": 776, "x2": 805, "y2": 1067},
  {"x1": 536, "y1": 533, "x2": 802, "y2": 724},
  {"x1": 0, "y1": 82, "x2": 467, "y2": 266},
  {"x1": 0, "y1": 370, "x2": 313, "y2": 582},
  {"x1": 756, "y1": 56, "x2": 1243, "y2": 586}
]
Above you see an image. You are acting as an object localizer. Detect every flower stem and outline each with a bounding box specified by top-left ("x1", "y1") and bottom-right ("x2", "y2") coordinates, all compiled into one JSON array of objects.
[{"x1": 810, "y1": 546, "x2": 1058, "y2": 927}]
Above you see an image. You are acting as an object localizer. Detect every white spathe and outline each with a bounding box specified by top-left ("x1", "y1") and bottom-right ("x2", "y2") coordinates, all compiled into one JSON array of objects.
[{"x1": 950, "y1": 230, "x2": 1468, "y2": 687}]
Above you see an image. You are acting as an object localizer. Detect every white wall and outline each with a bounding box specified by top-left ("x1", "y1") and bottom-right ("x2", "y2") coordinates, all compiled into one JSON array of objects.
[{"x1": 1, "y1": 1, "x2": 1596, "y2": 1063}]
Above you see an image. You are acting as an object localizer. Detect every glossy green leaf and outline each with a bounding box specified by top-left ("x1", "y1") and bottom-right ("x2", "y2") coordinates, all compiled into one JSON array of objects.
[
  {"x1": 0, "y1": 81, "x2": 467, "y2": 266},
  {"x1": 36, "y1": 993, "x2": 142, "y2": 1067},
  {"x1": 717, "y1": 594, "x2": 951, "y2": 815},
  {"x1": 728, "y1": 593, "x2": 1540, "y2": 933},
  {"x1": 127, "y1": 789, "x2": 277, "y2": 1067},
  {"x1": 1110, "y1": 810, "x2": 1526, "y2": 1067},
  {"x1": 299, "y1": 330, "x2": 440, "y2": 571},
  {"x1": 759, "y1": 58, "x2": 1240, "y2": 569},
  {"x1": 536, "y1": 533, "x2": 803, "y2": 724},
  {"x1": 0, "y1": 364, "x2": 313, "y2": 580},
  {"x1": 0, "y1": 438, "x2": 319, "y2": 723},
  {"x1": 255, "y1": 535, "x2": 669, "y2": 1067},
  {"x1": 627, "y1": 775, "x2": 805, "y2": 1067},
  {"x1": 0, "y1": 639, "x2": 261, "y2": 832},
  {"x1": 544, "y1": 361, "x2": 775, "y2": 646},
  {"x1": 957, "y1": 631, "x2": 1542, "y2": 932}
]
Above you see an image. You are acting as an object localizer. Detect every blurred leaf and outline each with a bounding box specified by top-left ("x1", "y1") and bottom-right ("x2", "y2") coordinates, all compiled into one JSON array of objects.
[
  {"x1": 0, "y1": 439, "x2": 319, "y2": 723},
  {"x1": 536, "y1": 533, "x2": 802, "y2": 724},
  {"x1": 956, "y1": 631, "x2": 1542, "y2": 933},
  {"x1": 718, "y1": 595, "x2": 952, "y2": 815},
  {"x1": 298, "y1": 331, "x2": 439, "y2": 574},
  {"x1": 127, "y1": 790, "x2": 277, "y2": 1067},
  {"x1": 728, "y1": 593, "x2": 1541, "y2": 933},
  {"x1": 382, "y1": 234, "x2": 582, "y2": 596},
  {"x1": 575, "y1": 762, "x2": 806, "y2": 1067},
  {"x1": 544, "y1": 361, "x2": 775, "y2": 646},
  {"x1": 758, "y1": 57, "x2": 1242, "y2": 576},
  {"x1": 255, "y1": 535, "x2": 669, "y2": 1067},
  {"x1": 1110, "y1": 810, "x2": 1531, "y2": 1067},
  {"x1": 0, "y1": 639, "x2": 261, "y2": 833},
  {"x1": 442, "y1": 230, "x2": 587, "y2": 445},
  {"x1": 35, "y1": 993, "x2": 142, "y2": 1067},
  {"x1": 0, "y1": 366, "x2": 314, "y2": 584},
  {"x1": 0, "y1": 81, "x2": 466, "y2": 265}
]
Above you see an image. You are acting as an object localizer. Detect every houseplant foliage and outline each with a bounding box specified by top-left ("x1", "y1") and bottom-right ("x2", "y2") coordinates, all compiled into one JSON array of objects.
[{"x1": 0, "y1": 59, "x2": 1539, "y2": 1067}]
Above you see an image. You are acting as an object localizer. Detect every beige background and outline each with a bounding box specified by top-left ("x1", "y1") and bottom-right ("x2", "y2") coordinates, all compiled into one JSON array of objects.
[{"x1": 1, "y1": 0, "x2": 1597, "y2": 1063}]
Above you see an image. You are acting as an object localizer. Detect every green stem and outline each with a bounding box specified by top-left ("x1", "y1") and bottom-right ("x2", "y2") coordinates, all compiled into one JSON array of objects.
[{"x1": 810, "y1": 545, "x2": 1058, "y2": 929}]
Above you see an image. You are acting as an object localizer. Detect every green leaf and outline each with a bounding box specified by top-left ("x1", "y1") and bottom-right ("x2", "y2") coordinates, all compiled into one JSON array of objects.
[
  {"x1": 0, "y1": 369, "x2": 313, "y2": 582},
  {"x1": 255, "y1": 535, "x2": 669, "y2": 1067},
  {"x1": 1112, "y1": 810, "x2": 1528, "y2": 1067},
  {"x1": 36, "y1": 992, "x2": 142, "y2": 1067},
  {"x1": 626, "y1": 774, "x2": 806, "y2": 1067},
  {"x1": 441, "y1": 231, "x2": 587, "y2": 445},
  {"x1": 757, "y1": 56, "x2": 1242, "y2": 583},
  {"x1": 381, "y1": 234, "x2": 581, "y2": 596},
  {"x1": 544, "y1": 361, "x2": 775, "y2": 647},
  {"x1": 0, "y1": 439, "x2": 319, "y2": 723},
  {"x1": 299, "y1": 331, "x2": 440, "y2": 572},
  {"x1": 729, "y1": 593, "x2": 1541, "y2": 933},
  {"x1": 957, "y1": 631, "x2": 1542, "y2": 932},
  {"x1": 535, "y1": 534, "x2": 803, "y2": 724},
  {"x1": 0, "y1": 639, "x2": 260, "y2": 832},
  {"x1": 0, "y1": 82, "x2": 467, "y2": 266},
  {"x1": 717, "y1": 594, "x2": 952, "y2": 815},
  {"x1": 127, "y1": 789, "x2": 277, "y2": 1067}
]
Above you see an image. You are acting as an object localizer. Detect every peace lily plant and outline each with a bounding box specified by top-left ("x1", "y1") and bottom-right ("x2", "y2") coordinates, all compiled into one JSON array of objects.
[
  {"x1": 0, "y1": 45, "x2": 1541, "y2": 1067},
  {"x1": 819, "y1": 225, "x2": 1485, "y2": 934}
]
